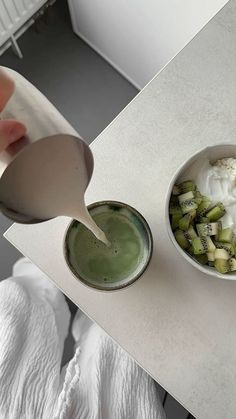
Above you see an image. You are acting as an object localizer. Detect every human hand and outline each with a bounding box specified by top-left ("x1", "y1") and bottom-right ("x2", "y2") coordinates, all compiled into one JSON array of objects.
[{"x1": 0, "y1": 70, "x2": 26, "y2": 153}]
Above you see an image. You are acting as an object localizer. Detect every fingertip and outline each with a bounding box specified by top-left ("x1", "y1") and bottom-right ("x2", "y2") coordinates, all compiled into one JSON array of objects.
[
  {"x1": 0, "y1": 70, "x2": 15, "y2": 111},
  {"x1": 0, "y1": 120, "x2": 26, "y2": 152},
  {"x1": 9, "y1": 121, "x2": 26, "y2": 144}
]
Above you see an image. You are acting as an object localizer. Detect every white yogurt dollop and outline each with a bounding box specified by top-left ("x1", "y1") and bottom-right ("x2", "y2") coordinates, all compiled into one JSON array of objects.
[{"x1": 196, "y1": 158, "x2": 236, "y2": 231}]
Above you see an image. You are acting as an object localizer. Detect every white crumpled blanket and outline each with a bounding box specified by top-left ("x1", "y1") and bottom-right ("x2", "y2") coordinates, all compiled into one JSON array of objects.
[{"x1": 0, "y1": 258, "x2": 166, "y2": 419}]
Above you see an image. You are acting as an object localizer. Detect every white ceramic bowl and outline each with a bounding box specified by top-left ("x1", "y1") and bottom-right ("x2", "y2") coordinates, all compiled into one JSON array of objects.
[{"x1": 166, "y1": 144, "x2": 236, "y2": 280}]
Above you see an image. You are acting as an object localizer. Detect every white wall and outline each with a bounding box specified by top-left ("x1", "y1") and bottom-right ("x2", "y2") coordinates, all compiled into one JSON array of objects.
[{"x1": 68, "y1": 0, "x2": 228, "y2": 89}]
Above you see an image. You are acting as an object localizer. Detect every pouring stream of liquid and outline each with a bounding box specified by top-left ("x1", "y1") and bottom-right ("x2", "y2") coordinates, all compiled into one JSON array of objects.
[{"x1": 0, "y1": 135, "x2": 109, "y2": 245}]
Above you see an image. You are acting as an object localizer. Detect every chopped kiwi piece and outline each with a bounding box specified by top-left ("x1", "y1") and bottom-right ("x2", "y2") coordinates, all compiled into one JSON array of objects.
[
  {"x1": 196, "y1": 197, "x2": 212, "y2": 216},
  {"x1": 174, "y1": 230, "x2": 189, "y2": 250},
  {"x1": 195, "y1": 190, "x2": 202, "y2": 197},
  {"x1": 207, "y1": 252, "x2": 215, "y2": 262},
  {"x1": 178, "y1": 214, "x2": 191, "y2": 231},
  {"x1": 184, "y1": 225, "x2": 197, "y2": 241},
  {"x1": 214, "y1": 249, "x2": 230, "y2": 260},
  {"x1": 196, "y1": 216, "x2": 209, "y2": 223},
  {"x1": 187, "y1": 246, "x2": 194, "y2": 256},
  {"x1": 215, "y1": 221, "x2": 222, "y2": 241},
  {"x1": 169, "y1": 196, "x2": 182, "y2": 215},
  {"x1": 206, "y1": 202, "x2": 225, "y2": 222},
  {"x1": 195, "y1": 197, "x2": 202, "y2": 206},
  {"x1": 180, "y1": 180, "x2": 196, "y2": 193},
  {"x1": 214, "y1": 259, "x2": 229, "y2": 274},
  {"x1": 187, "y1": 245, "x2": 208, "y2": 264},
  {"x1": 214, "y1": 241, "x2": 235, "y2": 257},
  {"x1": 192, "y1": 237, "x2": 215, "y2": 255},
  {"x1": 232, "y1": 233, "x2": 236, "y2": 244},
  {"x1": 206, "y1": 237, "x2": 216, "y2": 253},
  {"x1": 178, "y1": 192, "x2": 198, "y2": 214},
  {"x1": 174, "y1": 180, "x2": 196, "y2": 194},
  {"x1": 196, "y1": 222, "x2": 219, "y2": 237},
  {"x1": 218, "y1": 227, "x2": 233, "y2": 243},
  {"x1": 172, "y1": 185, "x2": 180, "y2": 195},
  {"x1": 194, "y1": 190, "x2": 203, "y2": 206},
  {"x1": 180, "y1": 199, "x2": 198, "y2": 214},
  {"x1": 178, "y1": 191, "x2": 195, "y2": 203},
  {"x1": 178, "y1": 180, "x2": 196, "y2": 193},
  {"x1": 179, "y1": 210, "x2": 196, "y2": 231},
  {"x1": 192, "y1": 237, "x2": 208, "y2": 255},
  {"x1": 171, "y1": 214, "x2": 182, "y2": 230},
  {"x1": 169, "y1": 203, "x2": 182, "y2": 216},
  {"x1": 194, "y1": 254, "x2": 208, "y2": 265},
  {"x1": 229, "y1": 258, "x2": 236, "y2": 272}
]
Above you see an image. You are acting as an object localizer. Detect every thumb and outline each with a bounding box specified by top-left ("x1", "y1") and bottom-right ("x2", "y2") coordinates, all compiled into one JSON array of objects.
[{"x1": 0, "y1": 119, "x2": 26, "y2": 153}]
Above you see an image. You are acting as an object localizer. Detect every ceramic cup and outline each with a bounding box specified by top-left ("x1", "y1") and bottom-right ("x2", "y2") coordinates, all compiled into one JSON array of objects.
[{"x1": 64, "y1": 201, "x2": 153, "y2": 291}]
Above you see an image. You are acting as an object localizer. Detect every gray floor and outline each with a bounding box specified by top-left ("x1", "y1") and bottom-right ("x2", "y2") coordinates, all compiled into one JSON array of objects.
[
  {"x1": 0, "y1": 2, "x2": 193, "y2": 418},
  {"x1": 1, "y1": 1, "x2": 137, "y2": 143}
]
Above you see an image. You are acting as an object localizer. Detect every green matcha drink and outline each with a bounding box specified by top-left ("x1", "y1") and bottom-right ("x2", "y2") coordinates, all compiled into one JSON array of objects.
[{"x1": 65, "y1": 201, "x2": 152, "y2": 290}]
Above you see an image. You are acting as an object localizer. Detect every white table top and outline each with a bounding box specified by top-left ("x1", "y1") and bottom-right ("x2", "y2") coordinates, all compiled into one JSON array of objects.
[{"x1": 5, "y1": 1, "x2": 236, "y2": 418}]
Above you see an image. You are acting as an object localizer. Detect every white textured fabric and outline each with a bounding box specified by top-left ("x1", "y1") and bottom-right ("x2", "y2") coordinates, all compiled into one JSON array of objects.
[
  {"x1": 0, "y1": 258, "x2": 70, "y2": 419},
  {"x1": 69, "y1": 311, "x2": 166, "y2": 419},
  {"x1": 0, "y1": 258, "x2": 166, "y2": 419}
]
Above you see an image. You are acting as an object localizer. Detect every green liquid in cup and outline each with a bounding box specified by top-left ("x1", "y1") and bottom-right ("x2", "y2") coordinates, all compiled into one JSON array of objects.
[{"x1": 65, "y1": 202, "x2": 152, "y2": 290}]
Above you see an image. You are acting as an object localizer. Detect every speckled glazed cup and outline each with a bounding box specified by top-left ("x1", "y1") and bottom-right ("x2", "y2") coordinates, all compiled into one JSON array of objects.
[{"x1": 64, "y1": 201, "x2": 153, "y2": 291}]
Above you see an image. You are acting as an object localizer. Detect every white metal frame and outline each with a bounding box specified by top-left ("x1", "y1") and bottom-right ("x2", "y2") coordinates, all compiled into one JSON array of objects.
[{"x1": 0, "y1": 0, "x2": 55, "y2": 58}]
